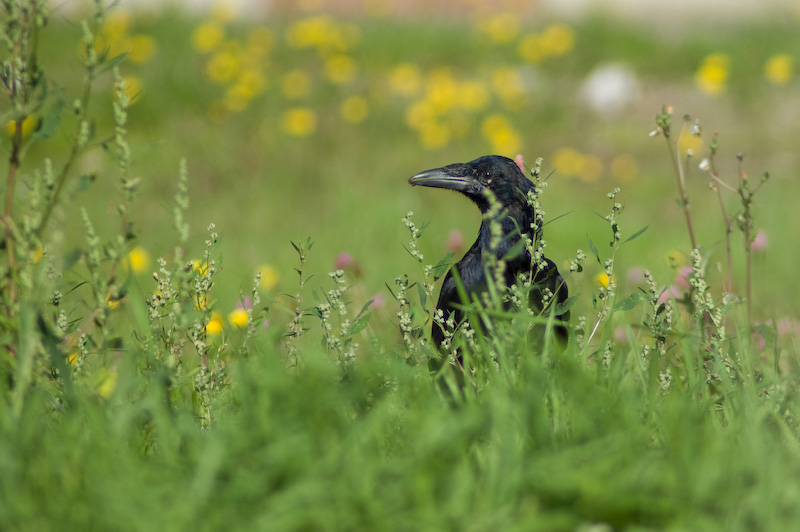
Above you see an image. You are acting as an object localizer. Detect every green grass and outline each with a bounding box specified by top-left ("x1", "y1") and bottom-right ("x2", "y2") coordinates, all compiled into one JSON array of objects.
[{"x1": 2, "y1": 3, "x2": 800, "y2": 530}]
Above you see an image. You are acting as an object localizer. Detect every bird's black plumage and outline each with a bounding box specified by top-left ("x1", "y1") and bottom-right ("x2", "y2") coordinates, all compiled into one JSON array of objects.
[{"x1": 408, "y1": 155, "x2": 569, "y2": 349}]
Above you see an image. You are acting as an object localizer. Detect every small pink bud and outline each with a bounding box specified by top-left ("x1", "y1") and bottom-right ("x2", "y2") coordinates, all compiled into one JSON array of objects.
[
  {"x1": 675, "y1": 266, "x2": 693, "y2": 289},
  {"x1": 514, "y1": 154, "x2": 525, "y2": 173},
  {"x1": 751, "y1": 230, "x2": 768, "y2": 252},
  {"x1": 657, "y1": 285, "x2": 682, "y2": 305},
  {"x1": 335, "y1": 252, "x2": 354, "y2": 270},
  {"x1": 446, "y1": 229, "x2": 465, "y2": 253}
]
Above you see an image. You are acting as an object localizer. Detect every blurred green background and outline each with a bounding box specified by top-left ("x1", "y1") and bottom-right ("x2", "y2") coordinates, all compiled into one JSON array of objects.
[{"x1": 16, "y1": 0, "x2": 800, "y2": 326}]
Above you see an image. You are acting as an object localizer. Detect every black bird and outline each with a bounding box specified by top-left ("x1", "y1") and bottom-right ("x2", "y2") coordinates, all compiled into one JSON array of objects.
[{"x1": 408, "y1": 155, "x2": 569, "y2": 350}]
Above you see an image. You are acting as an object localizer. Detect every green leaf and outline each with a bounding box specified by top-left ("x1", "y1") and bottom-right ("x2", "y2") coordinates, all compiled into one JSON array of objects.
[
  {"x1": 613, "y1": 292, "x2": 648, "y2": 312},
  {"x1": 347, "y1": 301, "x2": 374, "y2": 336},
  {"x1": 624, "y1": 225, "x2": 649, "y2": 244},
  {"x1": 502, "y1": 238, "x2": 528, "y2": 261},
  {"x1": 417, "y1": 282, "x2": 427, "y2": 309},
  {"x1": 98, "y1": 52, "x2": 129, "y2": 74},
  {"x1": 31, "y1": 90, "x2": 65, "y2": 141},
  {"x1": 554, "y1": 294, "x2": 579, "y2": 316},
  {"x1": 587, "y1": 236, "x2": 601, "y2": 264},
  {"x1": 432, "y1": 252, "x2": 455, "y2": 280}
]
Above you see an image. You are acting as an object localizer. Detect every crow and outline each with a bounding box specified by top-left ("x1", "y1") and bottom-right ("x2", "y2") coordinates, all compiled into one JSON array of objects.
[{"x1": 408, "y1": 155, "x2": 569, "y2": 351}]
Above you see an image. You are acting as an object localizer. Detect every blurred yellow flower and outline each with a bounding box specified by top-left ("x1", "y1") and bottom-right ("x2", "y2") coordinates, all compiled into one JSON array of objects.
[
  {"x1": 595, "y1": 273, "x2": 611, "y2": 288},
  {"x1": 205, "y1": 312, "x2": 224, "y2": 335},
  {"x1": 96, "y1": 369, "x2": 118, "y2": 399},
  {"x1": 106, "y1": 293, "x2": 123, "y2": 310},
  {"x1": 286, "y1": 15, "x2": 336, "y2": 50},
  {"x1": 192, "y1": 22, "x2": 225, "y2": 54},
  {"x1": 206, "y1": 51, "x2": 239, "y2": 83},
  {"x1": 695, "y1": 53, "x2": 729, "y2": 95},
  {"x1": 479, "y1": 12, "x2": 520, "y2": 44},
  {"x1": 125, "y1": 246, "x2": 150, "y2": 274},
  {"x1": 192, "y1": 260, "x2": 210, "y2": 276},
  {"x1": 419, "y1": 120, "x2": 451, "y2": 150},
  {"x1": 32, "y1": 246, "x2": 44, "y2": 263},
  {"x1": 5, "y1": 115, "x2": 36, "y2": 138},
  {"x1": 610, "y1": 153, "x2": 638, "y2": 182},
  {"x1": 281, "y1": 107, "x2": 318, "y2": 136},
  {"x1": 540, "y1": 24, "x2": 575, "y2": 56},
  {"x1": 481, "y1": 114, "x2": 520, "y2": 156},
  {"x1": 128, "y1": 34, "x2": 156, "y2": 64},
  {"x1": 425, "y1": 69, "x2": 458, "y2": 113},
  {"x1": 237, "y1": 69, "x2": 267, "y2": 95},
  {"x1": 324, "y1": 54, "x2": 357, "y2": 85},
  {"x1": 224, "y1": 84, "x2": 252, "y2": 112},
  {"x1": 102, "y1": 10, "x2": 130, "y2": 39},
  {"x1": 281, "y1": 69, "x2": 312, "y2": 99},
  {"x1": 552, "y1": 147, "x2": 585, "y2": 178},
  {"x1": 457, "y1": 79, "x2": 490, "y2": 111},
  {"x1": 340, "y1": 96, "x2": 369, "y2": 123},
  {"x1": 388, "y1": 63, "x2": 422, "y2": 97},
  {"x1": 228, "y1": 308, "x2": 249, "y2": 328},
  {"x1": 678, "y1": 128, "x2": 705, "y2": 157},
  {"x1": 67, "y1": 353, "x2": 78, "y2": 365},
  {"x1": 491, "y1": 67, "x2": 526, "y2": 110},
  {"x1": 258, "y1": 265, "x2": 280, "y2": 291},
  {"x1": 519, "y1": 33, "x2": 546, "y2": 63},
  {"x1": 764, "y1": 54, "x2": 793, "y2": 86},
  {"x1": 405, "y1": 100, "x2": 436, "y2": 130}
]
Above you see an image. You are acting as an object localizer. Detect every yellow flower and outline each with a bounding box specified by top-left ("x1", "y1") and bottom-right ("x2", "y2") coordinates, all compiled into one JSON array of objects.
[
  {"x1": 695, "y1": 53, "x2": 729, "y2": 95},
  {"x1": 205, "y1": 312, "x2": 224, "y2": 335},
  {"x1": 552, "y1": 147, "x2": 585, "y2": 178},
  {"x1": 5, "y1": 115, "x2": 37, "y2": 138},
  {"x1": 237, "y1": 69, "x2": 267, "y2": 95},
  {"x1": 340, "y1": 96, "x2": 369, "y2": 123},
  {"x1": 281, "y1": 107, "x2": 317, "y2": 136},
  {"x1": 540, "y1": 24, "x2": 575, "y2": 57},
  {"x1": 192, "y1": 260, "x2": 210, "y2": 276},
  {"x1": 491, "y1": 67, "x2": 526, "y2": 110},
  {"x1": 405, "y1": 100, "x2": 436, "y2": 130},
  {"x1": 425, "y1": 69, "x2": 458, "y2": 114},
  {"x1": 125, "y1": 246, "x2": 150, "y2": 274},
  {"x1": 388, "y1": 63, "x2": 421, "y2": 97},
  {"x1": 128, "y1": 34, "x2": 156, "y2": 64},
  {"x1": 481, "y1": 114, "x2": 520, "y2": 156},
  {"x1": 192, "y1": 22, "x2": 225, "y2": 54},
  {"x1": 206, "y1": 50, "x2": 239, "y2": 83},
  {"x1": 224, "y1": 84, "x2": 253, "y2": 112},
  {"x1": 228, "y1": 308, "x2": 249, "y2": 328},
  {"x1": 418, "y1": 120, "x2": 451, "y2": 150},
  {"x1": 764, "y1": 54, "x2": 793, "y2": 86},
  {"x1": 677, "y1": 128, "x2": 705, "y2": 157},
  {"x1": 479, "y1": 12, "x2": 520, "y2": 44},
  {"x1": 96, "y1": 369, "x2": 118, "y2": 399},
  {"x1": 324, "y1": 54, "x2": 357, "y2": 85},
  {"x1": 595, "y1": 273, "x2": 611, "y2": 288},
  {"x1": 281, "y1": 69, "x2": 312, "y2": 99},
  {"x1": 258, "y1": 265, "x2": 280, "y2": 291},
  {"x1": 457, "y1": 79, "x2": 490, "y2": 111},
  {"x1": 286, "y1": 15, "x2": 336, "y2": 50},
  {"x1": 32, "y1": 246, "x2": 44, "y2": 263},
  {"x1": 67, "y1": 353, "x2": 79, "y2": 365},
  {"x1": 519, "y1": 33, "x2": 546, "y2": 63},
  {"x1": 610, "y1": 153, "x2": 638, "y2": 182},
  {"x1": 102, "y1": 10, "x2": 130, "y2": 39}
]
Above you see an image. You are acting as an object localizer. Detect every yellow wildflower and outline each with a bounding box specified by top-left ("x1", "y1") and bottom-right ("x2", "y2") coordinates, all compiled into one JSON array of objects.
[
  {"x1": 418, "y1": 120, "x2": 451, "y2": 150},
  {"x1": 96, "y1": 369, "x2": 118, "y2": 399},
  {"x1": 340, "y1": 96, "x2": 369, "y2": 123},
  {"x1": 405, "y1": 100, "x2": 436, "y2": 130},
  {"x1": 281, "y1": 107, "x2": 318, "y2": 136},
  {"x1": 491, "y1": 67, "x2": 526, "y2": 110},
  {"x1": 479, "y1": 12, "x2": 520, "y2": 44},
  {"x1": 457, "y1": 79, "x2": 490, "y2": 111},
  {"x1": 228, "y1": 308, "x2": 249, "y2": 328},
  {"x1": 192, "y1": 22, "x2": 225, "y2": 54},
  {"x1": 128, "y1": 34, "x2": 156, "y2": 64},
  {"x1": 324, "y1": 54, "x2": 357, "y2": 85},
  {"x1": 286, "y1": 16, "x2": 336, "y2": 50},
  {"x1": 5, "y1": 115, "x2": 37, "y2": 138},
  {"x1": 552, "y1": 147, "x2": 584, "y2": 178},
  {"x1": 764, "y1": 54, "x2": 793, "y2": 86},
  {"x1": 540, "y1": 24, "x2": 575, "y2": 56},
  {"x1": 102, "y1": 10, "x2": 130, "y2": 39},
  {"x1": 206, "y1": 51, "x2": 239, "y2": 83},
  {"x1": 481, "y1": 114, "x2": 520, "y2": 156},
  {"x1": 125, "y1": 247, "x2": 150, "y2": 274},
  {"x1": 519, "y1": 33, "x2": 546, "y2": 63},
  {"x1": 388, "y1": 63, "x2": 421, "y2": 97},
  {"x1": 67, "y1": 353, "x2": 79, "y2": 365},
  {"x1": 205, "y1": 312, "x2": 224, "y2": 335},
  {"x1": 258, "y1": 265, "x2": 280, "y2": 291},
  {"x1": 237, "y1": 69, "x2": 267, "y2": 95},
  {"x1": 595, "y1": 273, "x2": 611, "y2": 288},
  {"x1": 695, "y1": 53, "x2": 729, "y2": 95},
  {"x1": 425, "y1": 69, "x2": 458, "y2": 114},
  {"x1": 224, "y1": 84, "x2": 253, "y2": 112}
]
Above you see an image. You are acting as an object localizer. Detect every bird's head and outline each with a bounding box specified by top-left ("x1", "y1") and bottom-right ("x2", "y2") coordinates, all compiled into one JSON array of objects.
[{"x1": 408, "y1": 155, "x2": 532, "y2": 214}]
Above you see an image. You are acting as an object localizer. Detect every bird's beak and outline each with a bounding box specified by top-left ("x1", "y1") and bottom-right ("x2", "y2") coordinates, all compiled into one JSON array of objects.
[{"x1": 408, "y1": 163, "x2": 481, "y2": 194}]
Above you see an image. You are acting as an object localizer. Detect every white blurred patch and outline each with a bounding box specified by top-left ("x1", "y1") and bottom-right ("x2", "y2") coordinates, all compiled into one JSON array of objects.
[{"x1": 579, "y1": 63, "x2": 641, "y2": 115}]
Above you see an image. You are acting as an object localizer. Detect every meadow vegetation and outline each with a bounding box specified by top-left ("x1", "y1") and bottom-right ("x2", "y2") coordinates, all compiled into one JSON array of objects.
[{"x1": 2, "y1": 1, "x2": 800, "y2": 530}]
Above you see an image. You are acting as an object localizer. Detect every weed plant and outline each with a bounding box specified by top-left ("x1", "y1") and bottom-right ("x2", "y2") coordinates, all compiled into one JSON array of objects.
[{"x1": 1, "y1": 2, "x2": 800, "y2": 531}]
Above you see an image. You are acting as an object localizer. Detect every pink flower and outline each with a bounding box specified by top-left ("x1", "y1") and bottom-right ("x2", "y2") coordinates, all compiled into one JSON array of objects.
[
  {"x1": 514, "y1": 154, "x2": 526, "y2": 173},
  {"x1": 657, "y1": 285, "x2": 682, "y2": 305},
  {"x1": 446, "y1": 229, "x2": 465, "y2": 253},
  {"x1": 751, "y1": 230, "x2": 768, "y2": 252},
  {"x1": 335, "y1": 252, "x2": 354, "y2": 270},
  {"x1": 675, "y1": 266, "x2": 693, "y2": 290},
  {"x1": 371, "y1": 292, "x2": 385, "y2": 309}
]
